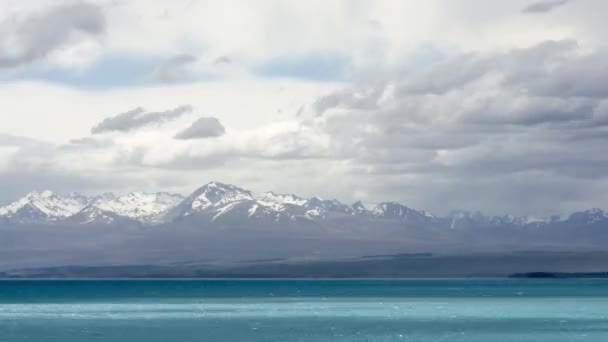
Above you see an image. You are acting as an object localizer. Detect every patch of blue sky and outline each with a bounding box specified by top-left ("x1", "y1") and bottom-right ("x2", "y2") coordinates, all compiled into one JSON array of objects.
[
  {"x1": 0, "y1": 56, "x2": 160, "y2": 89},
  {"x1": 253, "y1": 54, "x2": 350, "y2": 82}
]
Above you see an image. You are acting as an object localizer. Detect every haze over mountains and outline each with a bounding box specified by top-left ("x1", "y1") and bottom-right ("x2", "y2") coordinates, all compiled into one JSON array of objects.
[{"x1": 1, "y1": 181, "x2": 608, "y2": 273}]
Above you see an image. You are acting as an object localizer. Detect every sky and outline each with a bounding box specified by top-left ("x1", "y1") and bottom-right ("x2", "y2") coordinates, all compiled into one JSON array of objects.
[{"x1": 1, "y1": 0, "x2": 608, "y2": 217}]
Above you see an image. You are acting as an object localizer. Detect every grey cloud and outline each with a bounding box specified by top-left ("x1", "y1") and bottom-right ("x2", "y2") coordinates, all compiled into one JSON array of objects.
[
  {"x1": 65, "y1": 137, "x2": 114, "y2": 149},
  {"x1": 313, "y1": 85, "x2": 384, "y2": 116},
  {"x1": 367, "y1": 19, "x2": 383, "y2": 31},
  {"x1": 313, "y1": 93, "x2": 343, "y2": 115},
  {"x1": 391, "y1": 39, "x2": 608, "y2": 101},
  {"x1": 310, "y1": 39, "x2": 608, "y2": 216},
  {"x1": 174, "y1": 117, "x2": 226, "y2": 140},
  {"x1": 396, "y1": 40, "x2": 579, "y2": 97},
  {"x1": 213, "y1": 56, "x2": 232, "y2": 65},
  {"x1": 0, "y1": 2, "x2": 105, "y2": 68},
  {"x1": 69, "y1": 137, "x2": 101, "y2": 145},
  {"x1": 591, "y1": 101, "x2": 608, "y2": 126},
  {"x1": 148, "y1": 53, "x2": 198, "y2": 83},
  {"x1": 148, "y1": 150, "x2": 234, "y2": 170},
  {"x1": 522, "y1": 0, "x2": 570, "y2": 13},
  {"x1": 91, "y1": 105, "x2": 192, "y2": 134},
  {"x1": 398, "y1": 53, "x2": 492, "y2": 95},
  {"x1": 461, "y1": 94, "x2": 596, "y2": 126}
]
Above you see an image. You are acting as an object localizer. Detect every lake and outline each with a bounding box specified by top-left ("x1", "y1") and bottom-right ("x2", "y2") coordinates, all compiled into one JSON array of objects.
[{"x1": 1, "y1": 279, "x2": 607, "y2": 341}]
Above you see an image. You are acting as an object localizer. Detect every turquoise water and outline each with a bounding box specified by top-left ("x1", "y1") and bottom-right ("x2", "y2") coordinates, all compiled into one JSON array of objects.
[{"x1": 1, "y1": 279, "x2": 607, "y2": 341}]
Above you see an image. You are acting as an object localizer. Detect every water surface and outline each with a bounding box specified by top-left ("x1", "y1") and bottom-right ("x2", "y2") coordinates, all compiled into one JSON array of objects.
[{"x1": 1, "y1": 279, "x2": 607, "y2": 341}]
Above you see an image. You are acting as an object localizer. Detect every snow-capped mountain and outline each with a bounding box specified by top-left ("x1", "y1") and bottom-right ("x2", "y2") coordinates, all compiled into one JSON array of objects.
[
  {"x1": 0, "y1": 191, "x2": 89, "y2": 223},
  {"x1": 63, "y1": 192, "x2": 185, "y2": 225},
  {"x1": 0, "y1": 182, "x2": 605, "y2": 234},
  {"x1": 371, "y1": 202, "x2": 436, "y2": 224},
  {"x1": 166, "y1": 182, "x2": 256, "y2": 222},
  {"x1": 185, "y1": 182, "x2": 255, "y2": 212},
  {"x1": 90, "y1": 192, "x2": 184, "y2": 223},
  {"x1": 0, "y1": 190, "x2": 184, "y2": 225},
  {"x1": 167, "y1": 182, "x2": 357, "y2": 224},
  {"x1": 66, "y1": 205, "x2": 129, "y2": 225}
]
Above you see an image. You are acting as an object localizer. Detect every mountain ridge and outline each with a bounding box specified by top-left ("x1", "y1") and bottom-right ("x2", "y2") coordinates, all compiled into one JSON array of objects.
[{"x1": 0, "y1": 181, "x2": 606, "y2": 232}]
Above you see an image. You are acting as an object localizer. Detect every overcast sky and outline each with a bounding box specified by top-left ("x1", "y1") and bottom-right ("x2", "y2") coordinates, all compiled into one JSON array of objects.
[{"x1": 1, "y1": 0, "x2": 607, "y2": 217}]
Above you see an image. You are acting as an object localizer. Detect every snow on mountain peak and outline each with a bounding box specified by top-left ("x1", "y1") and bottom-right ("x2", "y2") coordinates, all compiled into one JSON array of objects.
[
  {"x1": 189, "y1": 182, "x2": 254, "y2": 210},
  {"x1": 371, "y1": 202, "x2": 402, "y2": 216},
  {"x1": 39, "y1": 190, "x2": 54, "y2": 198},
  {"x1": 258, "y1": 192, "x2": 308, "y2": 211},
  {"x1": 92, "y1": 192, "x2": 184, "y2": 223},
  {"x1": 371, "y1": 202, "x2": 431, "y2": 222},
  {"x1": 0, "y1": 190, "x2": 89, "y2": 220}
]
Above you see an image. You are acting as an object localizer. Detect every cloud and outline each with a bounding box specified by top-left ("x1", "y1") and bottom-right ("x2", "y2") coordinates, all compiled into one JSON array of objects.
[
  {"x1": 0, "y1": 2, "x2": 106, "y2": 68},
  {"x1": 213, "y1": 56, "x2": 232, "y2": 65},
  {"x1": 65, "y1": 137, "x2": 114, "y2": 149},
  {"x1": 306, "y1": 40, "x2": 608, "y2": 215},
  {"x1": 0, "y1": 133, "x2": 43, "y2": 173},
  {"x1": 91, "y1": 105, "x2": 192, "y2": 134},
  {"x1": 0, "y1": 133, "x2": 40, "y2": 147},
  {"x1": 174, "y1": 117, "x2": 226, "y2": 140},
  {"x1": 522, "y1": 0, "x2": 570, "y2": 13},
  {"x1": 148, "y1": 53, "x2": 198, "y2": 83},
  {"x1": 254, "y1": 54, "x2": 348, "y2": 81}
]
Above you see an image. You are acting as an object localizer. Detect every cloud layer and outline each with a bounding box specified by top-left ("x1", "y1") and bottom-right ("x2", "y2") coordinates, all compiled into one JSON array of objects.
[{"x1": 306, "y1": 39, "x2": 608, "y2": 215}]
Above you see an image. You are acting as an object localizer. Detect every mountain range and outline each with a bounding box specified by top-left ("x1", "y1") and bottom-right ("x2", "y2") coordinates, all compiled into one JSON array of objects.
[
  {"x1": 1, "y1": 181, "x2": 608, "y2": 272},
  {"x1": 0, "y1": 181, "x2": 605, "y2": 229}
]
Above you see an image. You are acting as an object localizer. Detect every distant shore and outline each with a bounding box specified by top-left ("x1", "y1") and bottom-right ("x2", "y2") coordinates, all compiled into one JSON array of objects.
[
  {"x1": 510, "y1": 272, "x2": 608, "y2": 279},
  {"x1": 2, "y1": 251, "x2": 608, "y2": 279}
]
